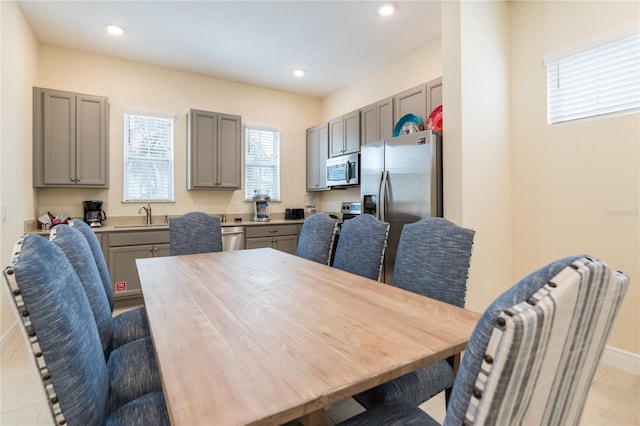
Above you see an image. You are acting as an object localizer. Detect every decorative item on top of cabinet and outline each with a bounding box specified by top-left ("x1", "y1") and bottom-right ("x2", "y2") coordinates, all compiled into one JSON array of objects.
[
  {"x1": 245, "y1": 224, "x2": 298, "y2": 254},
  {"x1": 329, "y1": 110, "x2": 360, "y2": 157},
  {"x1": 187, "y1": 109, "x2": 241, "y2": 190},
  {"x1": 361, "y1": 97, "x2": 393, "y2": 145},
  {"x1": 306, "y1": 123, "x2": 330, "y2": 191},
  {"x1": 33, "y1": 87, "x2": 109, "y2": 188}
]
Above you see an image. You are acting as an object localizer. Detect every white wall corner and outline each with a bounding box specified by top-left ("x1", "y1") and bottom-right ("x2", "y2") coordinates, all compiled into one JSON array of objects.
[{"x1": 601, "y1": 345, "x2": 640, "y2": 375}]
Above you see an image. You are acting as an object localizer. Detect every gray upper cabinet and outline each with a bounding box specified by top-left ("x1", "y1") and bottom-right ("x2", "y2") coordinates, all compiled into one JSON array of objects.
[
  {"x1": 393, "y1": 84, "x2": 427, "y2": 125},
  {"x1": 306, "y1": 123, "x2": 329, "y2": 191},
  {"x1": 329, "y1": 110, "x2": 360, "y2": 157},
  {"x1": 33, "y1": 87, "x2": 109, "y2": 188},
  {"x1": 187, "y1": 109, "x2": 241, "y2": 190},
  {"x1": 361, "y1": 97, "x2": 393, "y2": 145},
  {"x1": 426, "y1": 77, "x2": 443, "y2": 117}
]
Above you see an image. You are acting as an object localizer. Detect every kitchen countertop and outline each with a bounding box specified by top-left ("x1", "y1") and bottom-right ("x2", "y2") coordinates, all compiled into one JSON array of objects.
[{"x1": 26, "y1": 215, "x2": 307, "y2": 235}]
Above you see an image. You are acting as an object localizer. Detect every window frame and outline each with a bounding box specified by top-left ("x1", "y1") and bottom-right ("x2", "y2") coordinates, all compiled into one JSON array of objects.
[
  {"x1": 123, "y1": 111, "x2": 175, "y2": 203},
  {"x1": 544, "y1": 25, "x2": 640, "y2": 125},
  {"x1": 244, "y1": 126, "x2": 281, "y2": 202}
]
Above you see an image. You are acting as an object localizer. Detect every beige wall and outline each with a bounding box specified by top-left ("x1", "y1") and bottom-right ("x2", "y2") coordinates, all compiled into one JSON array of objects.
[
  {"x1": 35, "y1": 46, "x2": 322, "y2": 220},
  {"x1": 0, "y1": 1, "x2": 39, "y2": 338},
  {"x1": 510, "y1": 1, "x2": 639, "y2": 353}
]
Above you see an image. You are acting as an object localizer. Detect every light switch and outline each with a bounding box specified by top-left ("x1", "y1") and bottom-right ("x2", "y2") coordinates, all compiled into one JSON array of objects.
[{"x1": 1, "y1": 204, "x2": 6, "y2": 222}]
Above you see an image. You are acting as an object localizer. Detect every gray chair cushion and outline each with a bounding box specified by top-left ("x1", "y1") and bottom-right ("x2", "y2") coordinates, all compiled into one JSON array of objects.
[
  {"x1": 107, "y1": 336, "x2": 162, "y2": 412},
  {"x1": 3, "y1": 235, "x2": 169, "y2": 426},
  {"x1": 70, "y1": 219, "x2": 114, "y2": 309},
  {"x1": 70, "y1": 219, "x2": 150, "y2": 348},
  {"x1": 295, "y1": 212, "x2": 338, "y2": 264},
  {"x1": 392, "y1": 218, "x2": 474, "y2": 307},
  {"x1": 169, "y1": 211, "x2": 223, "y2": 255},
  {"x1": 333, "y1": 214, "x2": 390, "y2": 281},
  {"x1": 447, "y1": 255, "x2": 630, "y2": 425},
  {"x1": 445, "y1": 255, "x2": 584, "y2": 425},
  {"x1": 355, "y1": 218, "x2": 474, "y2": 408},
  {"x1": 50, "y1": 224, "x2": 114, "y2": 357},
  {"x1": 106, "y1": 390, "x2": 170, "y2": 426},
  {"x1": 338, "y1": 400, "x2": 438, "y2": 426},
  {"x1": 3, "y1": 235, "x2": 110, "y2": 425}
]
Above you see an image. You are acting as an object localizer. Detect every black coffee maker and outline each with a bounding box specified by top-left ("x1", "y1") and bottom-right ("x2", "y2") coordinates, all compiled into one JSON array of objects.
[{"x1": 83, "y1": 200, "x2": 107, "y2": 228}]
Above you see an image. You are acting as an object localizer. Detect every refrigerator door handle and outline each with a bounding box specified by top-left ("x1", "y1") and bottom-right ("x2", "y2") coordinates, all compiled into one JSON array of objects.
[{"x1": 379, "y1": 170, "x2": 388, "y2": 222}]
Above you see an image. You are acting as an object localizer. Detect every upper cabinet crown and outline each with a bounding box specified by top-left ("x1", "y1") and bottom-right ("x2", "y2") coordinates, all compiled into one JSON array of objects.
[
  {"x1": 33, "y1": 87, "x2": 109, "y2": 188},
  {"x1": 187, "y1": 109, "x2": 241, "y2": 190},
  {"x1": 329, "y1": 110, "x2": 360, "y2": 157}
]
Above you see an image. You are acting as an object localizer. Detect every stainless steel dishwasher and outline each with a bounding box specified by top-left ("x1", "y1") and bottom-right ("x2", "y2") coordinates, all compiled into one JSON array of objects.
[{"x1": 221, "y1": 226, "x2": 244, "y2": 251}]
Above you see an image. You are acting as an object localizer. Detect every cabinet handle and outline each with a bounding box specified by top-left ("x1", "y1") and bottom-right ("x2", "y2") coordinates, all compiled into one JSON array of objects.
[{"x1": 268, "y1": 229, "x2": 278, "y2": 233}]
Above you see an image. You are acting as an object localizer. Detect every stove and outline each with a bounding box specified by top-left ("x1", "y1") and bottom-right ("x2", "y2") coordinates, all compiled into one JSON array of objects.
[{"x1": 341, "y1": 202, "x2": 361, "y2": 221}]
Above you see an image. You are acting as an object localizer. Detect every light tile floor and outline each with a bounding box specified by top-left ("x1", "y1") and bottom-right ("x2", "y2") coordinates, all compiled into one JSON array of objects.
[{"x1": 2, "y1": 331, "x2": 639, "y2": 425}]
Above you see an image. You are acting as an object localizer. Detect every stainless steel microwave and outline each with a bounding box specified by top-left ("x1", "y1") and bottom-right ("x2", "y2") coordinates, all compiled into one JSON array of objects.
[{"x1": 326, "y1": 153, "x2": 359, "y2": 187}]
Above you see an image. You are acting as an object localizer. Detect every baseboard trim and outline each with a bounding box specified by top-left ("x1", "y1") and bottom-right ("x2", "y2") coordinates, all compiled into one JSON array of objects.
[
  {"x1": 0, "y1": 322, "x2": 19, "y2": 355},
  {"x1": 601, "y1": 345, "x2": 640, "y2": 375}
]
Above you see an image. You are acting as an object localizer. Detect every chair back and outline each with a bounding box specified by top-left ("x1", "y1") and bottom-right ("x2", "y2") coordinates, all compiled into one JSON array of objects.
[
  {"x1": 446, "y1": 256, "x2": 629, "y2": 425},
  {"x1": 393, "y1": 217, "x2": 474, "y2": 307},
  {"x1": 333, "y1": 214, "x2": 390, "y2": 281},
  {"x1": 3, "y1": 235, "x2": 110, "y2": 425},
  {"x1": 295, "y1": 212, "x2": 338, "y2": 265},
  {"x1": 169, "y1": 212, "x2": 223, "y2": 255},
  {"x1": 51, "y1": 225, "x2": 114, "y2": 357},
  {"x1": 70, "y1": 218, "x2": 114, "y2": 310}
]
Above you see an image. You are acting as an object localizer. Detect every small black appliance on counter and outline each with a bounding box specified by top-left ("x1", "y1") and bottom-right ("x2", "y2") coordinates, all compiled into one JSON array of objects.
[
  {"x1": 285, "y1": 208, "x2": 304, "y2": 220},
  {"x1": 83, "y1": 200, "x2": 106, "y2": 228}
]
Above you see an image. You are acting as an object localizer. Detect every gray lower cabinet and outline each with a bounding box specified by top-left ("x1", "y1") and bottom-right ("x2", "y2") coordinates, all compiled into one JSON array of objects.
[
  {"x1": 187, "y1": 109, "x2": 241, "y2": 189},
  {"x1": 361, "y1": 97, "x2": 393, "y2": 145},
  {"x1": 306, "y1": 123, "x2": 329, "y2": 191},
  {"x1": 245, "y1": 224, "x2": 298, "y2": 254},
  {"x1": 106, "y1": 230, "x2": 170, "y2": 304},
  {"x1": 33, "y1": 87, "x2": 109, "y2": 188},
  {"x1": 329, "y1": 110, "x2": 360, "y2": 157}
]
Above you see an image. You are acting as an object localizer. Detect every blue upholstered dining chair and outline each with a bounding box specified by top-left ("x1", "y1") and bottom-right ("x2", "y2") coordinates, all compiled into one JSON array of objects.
[
  {"x1": 295, "y1": 212, "x2": 339, "y2": 265},
  {"x1": 70, "y1": 219, "x2": 149, "y2": 348},
  {"x1": 354, "y1": 218, "x2": 475, "y2": 409},
  {"x1": 3, "y1": 234, "x2": 169, "y2": 425},
  {"x1": 169, "y1": 211, "x2": 223, "y2": 256},
  {"x1": 339, "y1": 255, "x2": 630, "y2": 425},
  {"x1": 332, "y1": 214, "x2": 390, "y2": 281}
]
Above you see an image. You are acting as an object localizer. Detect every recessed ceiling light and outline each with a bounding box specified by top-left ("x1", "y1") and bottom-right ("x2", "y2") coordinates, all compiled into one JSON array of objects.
[
  {"x1": 293, "y1": 69, "x2": 305, "y2": 78},
  {"x1": 378, "y1": 3, "x2": 396, "y2": 16},
  {"x1": 105, "y1": 24, "x2": 125, "y2": 36}
]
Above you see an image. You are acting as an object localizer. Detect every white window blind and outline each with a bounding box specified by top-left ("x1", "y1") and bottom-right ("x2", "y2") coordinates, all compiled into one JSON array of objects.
[
  {"x1": 545, "y1": 29, "x2": 640, "y2": 125},
  {"x1": 244, "y1": 127, "x2": 280, "y2": 201},
  {"x1": 124, "y1": 113, "x2": 174, "y2": 201}
]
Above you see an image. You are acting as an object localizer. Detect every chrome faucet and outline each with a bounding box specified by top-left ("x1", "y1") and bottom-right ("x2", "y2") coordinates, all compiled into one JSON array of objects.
[{"x1": 138, "y1": 203, "x2": 152, "y2": 225}]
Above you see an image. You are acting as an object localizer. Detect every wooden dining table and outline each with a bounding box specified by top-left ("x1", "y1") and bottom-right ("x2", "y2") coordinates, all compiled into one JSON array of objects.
[{"x1": 136, "y1": 248, "x2": 480, "y2": 426}]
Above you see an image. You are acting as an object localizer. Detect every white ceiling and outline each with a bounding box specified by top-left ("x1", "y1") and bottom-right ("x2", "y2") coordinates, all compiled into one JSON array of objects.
[{"x1": 17, "y1": 0, "x2": 441, "y2": 98}]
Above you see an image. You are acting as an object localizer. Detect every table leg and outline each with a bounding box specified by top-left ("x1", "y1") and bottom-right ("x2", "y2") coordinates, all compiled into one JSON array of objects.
[
  {"x1": 298, "y1": 409, "x2": 326, "y2": 426},
  {"x1": 445, "y1": 353, "x2": 461, "y2": 407}
]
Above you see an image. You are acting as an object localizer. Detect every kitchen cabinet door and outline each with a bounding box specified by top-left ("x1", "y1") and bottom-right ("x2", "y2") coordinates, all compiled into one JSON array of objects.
[
  {"x1": 361, "y1": 97, "x2": 393, "y2": 145},
  {"x1": 426, "y1": 77, "x2": 443, "y2": 117},
  {"x1": 393, "y1": 84, "x2": 427, "y2": 125},
  {"x1": 273, "y1": 235, "x2": 297, "y2": 254},
  {"x1": 188, "y1": 109, "x2": 241, "y2": 190},
  {"x1": 329, "y1": 110, "x2": 360, "y2": 157},
  {"x1": 33, "y1": 87, "x2": 109, "y2": 187},
  {"x1": 306, "y1": 123, "x2": 329, "y2": 191}
]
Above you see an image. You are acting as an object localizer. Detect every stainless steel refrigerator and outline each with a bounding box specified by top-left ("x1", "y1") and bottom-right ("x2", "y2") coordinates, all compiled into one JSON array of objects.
[{"x1": 360, "y1": 130, "x2": 442, "y2": 283}]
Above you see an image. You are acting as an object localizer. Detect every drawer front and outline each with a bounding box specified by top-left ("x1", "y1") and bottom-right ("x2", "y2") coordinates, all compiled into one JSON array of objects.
[
  {"x1": 245, "y1": 225, "x2": 298, "y2": 238},
  {"x1": 108, "y1": 230, "x2": 170, "y2": 246}
]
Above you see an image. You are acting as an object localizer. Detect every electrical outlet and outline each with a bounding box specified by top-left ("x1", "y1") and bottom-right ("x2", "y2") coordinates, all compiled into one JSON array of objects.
[
  {"x1": 234, "y1": 202, "x2": 241, "y2": 212},
  {"x1": 1, "y1": 204, "x2": 6, "y2": 222},
  {"x1": 195, "y1": 203, "x2": 202, "y2": 212}
]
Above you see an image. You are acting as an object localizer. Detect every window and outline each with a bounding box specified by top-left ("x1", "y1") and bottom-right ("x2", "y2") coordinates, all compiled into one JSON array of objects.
[
  {"x1": 244, "y1": 127, "x2": 280, "y2": 201},
  {"x1": 123, "y1": 112, "x2": 174, "y2": 201},
  {"x1": 545, "y1": 26, "x2": 640, "y2": 125}
]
